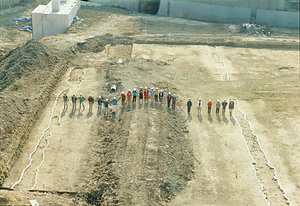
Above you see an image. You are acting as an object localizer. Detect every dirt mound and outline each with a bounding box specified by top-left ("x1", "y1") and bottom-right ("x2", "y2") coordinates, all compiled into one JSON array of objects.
[
  {"x1": 0, "y1": 40, "x2": 59, "y2": 92},
  {"x1": 85, "y1": 107, "x2": 194, "y2": 205},
  {"x1": 0, "y1": 40, "x2": 74, "y2": 186}
]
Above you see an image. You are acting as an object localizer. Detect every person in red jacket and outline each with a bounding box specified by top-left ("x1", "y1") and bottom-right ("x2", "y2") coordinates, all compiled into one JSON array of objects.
[
  {"x1": 127, "y1": 89, "x2": 132, "y2": 105},
  {"x1": 207, "y1": 100, "x2": 212, "y2": 113},
  {"x1": 144, "y1": 87, "x2": 149, "y2": 103},
  {"x1": 167, "y1": 92, "x2": 172, "y2": 108}
]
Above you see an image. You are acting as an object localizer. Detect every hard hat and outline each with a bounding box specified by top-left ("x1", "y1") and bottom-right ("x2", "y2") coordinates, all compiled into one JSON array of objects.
[
  {"x1": 145, "y1": 87, "x2": 147, "y2": 89},
  {"x1": 169, "y1": 92, "x2": 171, "y2": 94},
  {"x1": 160, "y1": 90, "x2": 163, "y2": 92},
  {"x1": 217, "y1": 100, "x2": 220, "y2": 102},
  {"x1": 199, "y1": 98, "x2": 201, "y2": 100},
  {"x1": 140, "y1": 87, "x2": 142, "y2": 89},
  {"x1": 106, "y1": 99, "x2": 108, "y2": 101},
  {"x1": 224, "y1": 99, "x2": 226, "y2": 101},
  {"x1": 128, "y1": 89, "x2": 131, "y2": 91},
  {"x1": 151, "y1": 88, "x2": 153, "y2": 90},
  {"x1": 188, "y1": 98, "x2": 191, "y2": 99},
  {"x1": 174, "y1": 94, "x2": 176, "y2": 96},
  {"x1": 80, "y1": 93, "x2": 82, "y2": 96},
  {"x1": 122, "y1": 92, "x2": 124, "y2": 94},
  {"x1": 134, "y1": 88, "x2": 136, "y2": 91},
  {"x1": 99, "y1": 96, "x2": 101, "y2": 98},
  {"x1": 73, "y1": 93, "x2": 75, "y2": 96},
  {"x1": 209, "y1": 100, "x2": 211, "y2": 102},
  {"x1": 114, "y1": 97, "x2": 116, "y2": 99},
  {"x1": 89, "y1": 94, "x2": 92, "y2": 96},
  {"x1": 156, "y1": 87, "x2": 158, "y2": 90},
  {"x1": 64, "y1": 92, "x2": 66, "y2": 95}
]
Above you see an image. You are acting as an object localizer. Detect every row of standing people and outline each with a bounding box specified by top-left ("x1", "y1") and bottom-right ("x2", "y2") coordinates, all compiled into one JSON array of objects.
[
  {"x1": 187, "y1": 98, "x2": 235, "y2": 116},
  {"x1": 62, "y1": 87, "x2": 178, "y2": 114},
  {"x1": 63, "y1": 91, "x2": 235, "y2": 116}
]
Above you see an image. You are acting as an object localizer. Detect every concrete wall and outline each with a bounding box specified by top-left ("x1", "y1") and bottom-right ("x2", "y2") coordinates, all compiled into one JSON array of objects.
[
  {"x1": 158, "y1": 0, "x2": 251, "y2": 24},
  {"x1": 257, "y1": 9, "x2": 300, "y2": 28},
  {"x1": 32, "y1": 0, "x2": 80, "y2": 40},
  {"x1": 158, "y1": 0, "x2": 299, "y2": 27}
]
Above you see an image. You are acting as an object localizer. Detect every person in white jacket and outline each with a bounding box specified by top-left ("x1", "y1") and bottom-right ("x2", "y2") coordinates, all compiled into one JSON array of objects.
[{"x1": 197, "y1": 98, "x2": 202, "y2": 114}]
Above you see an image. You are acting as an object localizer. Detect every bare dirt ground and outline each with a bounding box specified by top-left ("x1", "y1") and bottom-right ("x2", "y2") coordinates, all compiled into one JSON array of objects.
[{"x1": 0, "y1": 2, "x2": 299, "y2": 205}]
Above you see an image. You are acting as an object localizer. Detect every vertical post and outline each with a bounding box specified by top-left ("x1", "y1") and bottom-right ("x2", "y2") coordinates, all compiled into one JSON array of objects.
[{"x1": 52, "y1": 0, "x2": 60, "y2": 12}]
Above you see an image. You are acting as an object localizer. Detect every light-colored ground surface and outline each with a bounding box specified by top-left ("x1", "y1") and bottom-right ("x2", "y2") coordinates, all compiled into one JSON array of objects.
[{"x1": 1, "y1": 3, "x2": 299, "y2": 206}]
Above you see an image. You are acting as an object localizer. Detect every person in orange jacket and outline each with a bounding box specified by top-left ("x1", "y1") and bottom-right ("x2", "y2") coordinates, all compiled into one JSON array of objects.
[
  {"x1": 207, "y1": 100, "x2": 212, "y2": 113},
  {"x1": 127, "y1": 89, "x2": 132, "y2": 105}
]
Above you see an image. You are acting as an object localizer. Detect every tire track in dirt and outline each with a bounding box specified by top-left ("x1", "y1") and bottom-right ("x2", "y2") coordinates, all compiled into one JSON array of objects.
[{"x1": 87, "y1": 105, "x2": 194, "y2": 205}]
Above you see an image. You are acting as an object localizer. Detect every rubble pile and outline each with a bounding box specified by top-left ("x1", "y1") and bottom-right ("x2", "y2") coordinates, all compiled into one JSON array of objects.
[{"x1": 228, "y1": 23, "x2": 274, "y2": 37}]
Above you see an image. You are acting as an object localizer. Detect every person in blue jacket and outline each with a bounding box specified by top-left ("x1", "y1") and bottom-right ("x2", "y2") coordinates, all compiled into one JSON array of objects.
[
  {"x1": 111, "y1": 97, "x2": 117, "y2": 113},
  {"x1": 132, "y1": 88, "x2": 137, "y2": 103},
  {"x1": 104, "y1": 99, "x2": 110, "y2": 114},
  {"x1": 187, "y1": 98, "x2": 192, "y2": 113}
]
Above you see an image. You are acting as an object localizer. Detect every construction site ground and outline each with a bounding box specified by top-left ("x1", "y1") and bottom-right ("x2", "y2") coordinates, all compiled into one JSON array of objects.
[{"x1": 0, "y1": 2, "x2": 299, "y2": 205}]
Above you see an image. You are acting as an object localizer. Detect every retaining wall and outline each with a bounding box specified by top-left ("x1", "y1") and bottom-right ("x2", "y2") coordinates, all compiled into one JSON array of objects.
[
  {"x1": 158, "y1": 0, "x2": 300, "y2": 28},
  {"x1": 257, "y1": 9, "x2": 299, "y2": 28}
]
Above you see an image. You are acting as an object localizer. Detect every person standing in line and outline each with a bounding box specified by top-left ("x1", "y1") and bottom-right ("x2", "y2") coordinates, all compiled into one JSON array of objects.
[
  {"x1": 187, "y1": 98, "x2": 192, "y2": 113},
  {"x1": 216, "y1": 100, "x2": 221, "y2": 113},
  {"x1": 88, "y1": 94, "x2": 94, "y2": 112},
  {"x1": 144, "y1": 87, "x2": 149, "y2": 103},
  {"x1": 127, "y1": 89, "x2": 132, "y2": 105},
  {"x1": 167, "y1": 92, "x2": 172, "y2": 108},
  {"x1": 78, "y1": 93, "x2": 85, "y2": 110},
  {"x1": 132, "y1": 88, "x2": 137, "y2": 103},
  {"x1": 222, "y1": 99, "x2": 228, "y2": 113},
  {"x1": 111, "y1": 97, "x2": 118, "y2": 113},
  {"x1": 150, "y1": 88, "x2": 155, "y2": 102},
  {"x1": 98, "y1": 96, "x2": 103, "y2": 112},
  {"x1": 104, "y1": 99, "x2": 109, "y2": 115},
  {"x1": 172, "y1": 94, "x2": 177, "y2": 109},
  {"x1": 229, "y1": 99, "x2": 234, "y2": 116},
  {"x1": 196, "y1": 98, "x2": 202, "y2": 114},
  {"x1": 63, "y1": 92, "x2": 68, "y2": 110},
  {"x1": 159, "y1": 90, "x2": 164, "y2": 104},
  {"x1": 207, "y1": 100, "x2": 212, "y2": 113},
  {"x1": 121, "y1": 92, "x2": 126, "y2": 106},
  {"x1": 154, "y1": 88, "x2": 159, "y2": 104},
  {"x1": 71, "y1": 93, "x2": 77, "y2": 110},
  {"x1": 139, "y1": 87, "x2": 143, "y2": 104}
]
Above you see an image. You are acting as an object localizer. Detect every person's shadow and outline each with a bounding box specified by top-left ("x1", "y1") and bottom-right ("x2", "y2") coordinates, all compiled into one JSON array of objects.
[
  {"x1": 208, "y1": 113, "x2": 213, "y2": 123},
  {"x1": 111, "y1": 113, "x2": 116, "y2": 122},
  {"x1": 87, "y1": 111, "x2": 93, "y2": 118},
  {"x1": 144, "y1": 103, "x2": 149, "y2": 109},
  {"x1": 120, "y1": 107, "x2": 125, "y2": 115},
  {"x1": 188, "y1": 113, "x2": 192, "y2": 122},
  {"x1": 230, "y1": 116, "x2": 236, "y2": 125},
  {"x1": 61, "y1": 109, "x2": 67, "y2": 118},
  {"x1": 222, "y1": 113, "x2": 229, "y2": 124},
  {"x1": 77, "y1": 108, "x2": 84, "y2": 118},
  {"x1": 158, "y1": 104, "x2": 163, "y2": 111},
  {"x1": 132, "y1": 103, "x2": 136, "y2": 110},
  {"x1": 197, "y1": 114, "x2": 203, "y2": 123},
  {"x1": 69, "y1": 109, "x2": 76, "y2": 118},
  {"x1": 139, "y1": 103, "x2": 143, "y2": 110},
  {"x1": 97, "y1": 110, "x2": 101, "y2": 117},
  {"x1": 216, "y1": 113, "x2": 221, "y2": 123}
]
